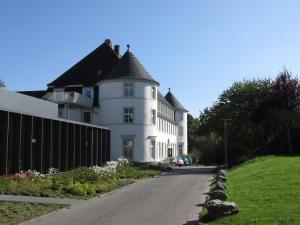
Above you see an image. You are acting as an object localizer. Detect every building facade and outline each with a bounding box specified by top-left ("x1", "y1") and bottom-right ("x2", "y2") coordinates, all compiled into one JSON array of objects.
[{"x1": 22, "y1": 39, "x2": 188, "y2": 161}]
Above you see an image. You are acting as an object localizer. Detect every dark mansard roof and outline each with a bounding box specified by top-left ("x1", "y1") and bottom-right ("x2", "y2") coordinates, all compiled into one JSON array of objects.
[{"x1": 47, "y1": 41, "x2": 120, "y2": 87}]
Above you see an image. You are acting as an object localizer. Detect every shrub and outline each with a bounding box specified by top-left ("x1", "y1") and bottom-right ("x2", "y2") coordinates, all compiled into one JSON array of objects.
[
  {"x1": 51, "y1": 174, "x2": 73, "y2": 190},
  {"x1": 95, "y1": 182, "x2": 109, "y2": 193},
  {"x1": 65, "y1": 182, "x2": 87, "y2": 196},
  {"x1": 118, "y1": 166, "x2": 146, "y2": 179},
  {"x1": 72, "y1": 167, "x2": 99, "y2": 183}
]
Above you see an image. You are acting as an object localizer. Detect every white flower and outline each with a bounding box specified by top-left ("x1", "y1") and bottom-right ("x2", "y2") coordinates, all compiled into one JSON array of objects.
[
  {"x1": 48, "y1": 167, "x2": 59, "y2": 175},
  {"x1": 90, "y1": 159, "x2": 127, "y2": 180}
]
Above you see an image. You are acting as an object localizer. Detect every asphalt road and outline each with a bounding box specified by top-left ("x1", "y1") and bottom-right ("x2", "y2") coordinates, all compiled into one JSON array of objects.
[{"x1": 23, "y1": 167, "x2": 215, "y2": 225}]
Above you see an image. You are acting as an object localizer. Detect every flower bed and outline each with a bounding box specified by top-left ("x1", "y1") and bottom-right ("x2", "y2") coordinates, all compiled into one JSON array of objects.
[{"x1": 0, "y1": 158, "x2": 162, "y2": 199}]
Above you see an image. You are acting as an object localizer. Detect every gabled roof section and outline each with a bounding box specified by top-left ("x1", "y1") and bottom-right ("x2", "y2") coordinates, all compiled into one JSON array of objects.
[
  {"x1": 165, "y1": 89, "x2": 188, "y2": 112},
  {"x1": 48, "y1": 41, "x2": 120, "y2": 87},
  {"x1": 104, "y1": 50, "x2": 159, "y2": 85}
]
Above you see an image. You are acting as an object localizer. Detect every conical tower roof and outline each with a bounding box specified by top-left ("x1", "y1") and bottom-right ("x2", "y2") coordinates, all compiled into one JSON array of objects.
[
  {"x1": 165, "y1": 89, "x2": 188, "y2": 112},
  {"x1": 105, "y1": 48, "x2": 159, "y2": 85}
]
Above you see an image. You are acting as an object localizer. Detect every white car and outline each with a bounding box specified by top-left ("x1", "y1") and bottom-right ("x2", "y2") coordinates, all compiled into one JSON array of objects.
[
  {"x1": 162, "y1": 157, "x2": 185, "y2": 166},
  {"x1": 173, "y1": 156, "x2": 185, "y2": 167}
]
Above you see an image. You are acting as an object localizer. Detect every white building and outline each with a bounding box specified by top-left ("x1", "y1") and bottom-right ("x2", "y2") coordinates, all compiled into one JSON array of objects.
[{"x1": 22, "y1": 39, "x2": 188, "y2": 161}]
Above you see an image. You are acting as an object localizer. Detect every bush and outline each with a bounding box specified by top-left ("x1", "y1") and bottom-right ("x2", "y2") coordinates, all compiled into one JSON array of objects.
[
  {"x1": 65, "y1": 182, "x2": 87, "y2": 196},
  {"x1": 51, "y1": 174, "x2": 73, "y2": 190},
  {"x1": 72, "y1": 167, "x2": 99, "y2": 183},
  {"x1": 95, "y1": 182, "x2": 109, "y2": 193}
]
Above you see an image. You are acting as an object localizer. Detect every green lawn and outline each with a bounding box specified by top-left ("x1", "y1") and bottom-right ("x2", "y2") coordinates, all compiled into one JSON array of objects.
[
  {"x1": 0, "y1": 165, "x2": 162, "y2": 200},
  {"x1": 201, "y1": 156, "x2": 300, "y2": 225},
  {"x1": 0, "y1": 201, "x2": 63, "y2": 225}
]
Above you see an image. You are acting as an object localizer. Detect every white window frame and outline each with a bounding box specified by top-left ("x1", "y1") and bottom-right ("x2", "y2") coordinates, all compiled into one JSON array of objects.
[
  {"x1": 123, "y1": 138, "x2": 134, "y2": 160},
  {"x1": 150, "y1": 139, "x2": 156, "y2": 159},
  {"x1": 178, "y1": 143, "x2": 184, "y2": 156},
  {"x1": 151, "y1": 86, "x2": 156, "y2": 99},
  {"x1": 124, "y1": 107, "x2": 134, "y2": 123},
  {"x1": 124, "y1": 83, "x2": 134, "y2": 97},
  {"x1": 151, "y1": 109, "x2": 156, "y2": 125}
]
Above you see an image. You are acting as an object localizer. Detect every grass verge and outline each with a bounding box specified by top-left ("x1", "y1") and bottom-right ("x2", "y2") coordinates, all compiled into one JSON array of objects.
[
  {"x1": 0, "y1": 201, "x2": 63, "y2": 225},
  {"x1": 201, "y1": 156, "x2": 300, "y2": 225}
]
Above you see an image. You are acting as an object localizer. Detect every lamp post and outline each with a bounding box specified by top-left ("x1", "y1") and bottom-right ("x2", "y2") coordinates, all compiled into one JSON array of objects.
[{"x1": 222, "y1": 119, "x2": 231, "y2": 167}]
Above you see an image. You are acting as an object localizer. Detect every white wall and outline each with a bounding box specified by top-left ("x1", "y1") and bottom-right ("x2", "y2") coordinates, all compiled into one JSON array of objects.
[
  {"x1": 0, "y1": 88, "x2": 58, "y2": 119},
  {"x1": 156, "y1": 128, "x2": 178, "y2": 160},
  {"x1": 97, "y1": 80, "x2": 158, "y2": 161},
  {"x1": 176, "y1": 111, "x2": 188, "y2": 155}
]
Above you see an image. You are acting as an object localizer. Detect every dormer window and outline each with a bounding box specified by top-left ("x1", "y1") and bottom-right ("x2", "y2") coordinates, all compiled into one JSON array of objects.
[
  {"x1": 124, "y1": 83, "x2": 134, "y2": 97},
  {"x1": 83, "y1": 88, "x2": 92, "y2": 98},
  {"x1": 55, "y1": 88, "x2": 64, "y2": 92}
]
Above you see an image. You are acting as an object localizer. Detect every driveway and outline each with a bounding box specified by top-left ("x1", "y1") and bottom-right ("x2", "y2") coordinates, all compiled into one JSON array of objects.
[{"x1": 23, "y1": 167, "x2": 215, "y2": 225}]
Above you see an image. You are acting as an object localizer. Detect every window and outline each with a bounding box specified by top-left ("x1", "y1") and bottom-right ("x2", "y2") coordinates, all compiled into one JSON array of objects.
[
  {"x1": 178, "y1": 126, "x2": 184, "y2": 136},
  {"x1": 55, "y1": 88, "x2": 64, "y2": 92},
  {"x1": 58, "y1": 110, "x2": 63, "y2": 118},
  {"x1": 151, "y1": 86, "x2": 156, "y2": 99},
  {"x1": 124, "y1": 83, "x2": 134, "y2": 97},
  {"x1": 83, "y1": 111, "x2": 91, "y2": 123},
  {"x1": 159, "y1": 142, "x2": 162, "y2": 158},
  {"x1": 177, "y1": 112, "x2": 183, "y2": 121},
  {"x1": 151, "y1": 109, "x2": 156, "y2": 125},
  {"x1": 83, "y1": 89, "x2": 92, "y2": 98},
  {"x1": 123, "y1": 139, "x2": 133, "y2": 160},
  {"x1": 124, "y1": 107, "x2": 134, "y2": 123},
  {"x1": 178, "y1": 143, "x2": 183, "y2": 155},
  {"x1": 150, "y1": 139, "x2": 156, "y2": 159}
]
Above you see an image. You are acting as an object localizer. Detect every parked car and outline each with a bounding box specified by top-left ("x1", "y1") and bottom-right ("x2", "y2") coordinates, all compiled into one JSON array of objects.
[
  {"x1": 173, "y1": 156, "x2": 185, "y2": 167},
  {"x1": 180, "y1": 156, "x2": 190, "y2": 166}
]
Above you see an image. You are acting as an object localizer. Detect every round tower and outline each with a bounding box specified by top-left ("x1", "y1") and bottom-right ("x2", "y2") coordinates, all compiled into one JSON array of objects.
[{"x1": 98, "y1": 47, "x2": 159, "y2": 161}]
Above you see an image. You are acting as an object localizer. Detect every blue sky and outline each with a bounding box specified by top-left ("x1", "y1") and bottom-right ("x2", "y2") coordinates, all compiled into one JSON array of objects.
[{"x1": 1, "y1": 0, "x2": 300, "y2": 116}]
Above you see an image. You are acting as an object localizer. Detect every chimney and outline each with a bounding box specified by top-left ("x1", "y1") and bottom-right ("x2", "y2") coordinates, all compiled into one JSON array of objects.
[
  {"x1": 114, "y1": 45, "x2": 120, "y2": 57},
  {"x1": 104, "y1": 39, "x2": 112, "y2": 47}
]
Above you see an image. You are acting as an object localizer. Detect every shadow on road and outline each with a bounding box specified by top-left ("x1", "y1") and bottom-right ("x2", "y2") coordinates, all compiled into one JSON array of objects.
[
  {"x1": 162, "y1": 167, "x2": 217, "y2": 176},
  {"x1": 182, "y1": 220, "x2": 199, "y2": 225}
]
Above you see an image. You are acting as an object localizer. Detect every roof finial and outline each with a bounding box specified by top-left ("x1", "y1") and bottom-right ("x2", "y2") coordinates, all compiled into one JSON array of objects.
[
  {"x1": 127, "y1": 44, "x2": 131, "y2": 52},
  {"x1": 168, "y1": 88, "x2": 171, "y2": 92}
]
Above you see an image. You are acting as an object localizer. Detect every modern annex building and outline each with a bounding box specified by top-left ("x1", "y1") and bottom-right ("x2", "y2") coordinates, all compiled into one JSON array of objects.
[{"x1": 22, "y1": 39, "x2": 188, "y2": 161}]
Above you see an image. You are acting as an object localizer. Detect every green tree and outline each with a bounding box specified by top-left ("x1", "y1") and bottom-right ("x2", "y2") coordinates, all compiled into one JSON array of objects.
[
  {"x1": 199, "y1": 78, "x2": 274, "y2": 164},
  {"x1": 256, "y1": 69, "x2": 300, "y2": 154},
  {"x1": 0, "y1": 79, "x2": 5, "y2": 87}
]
